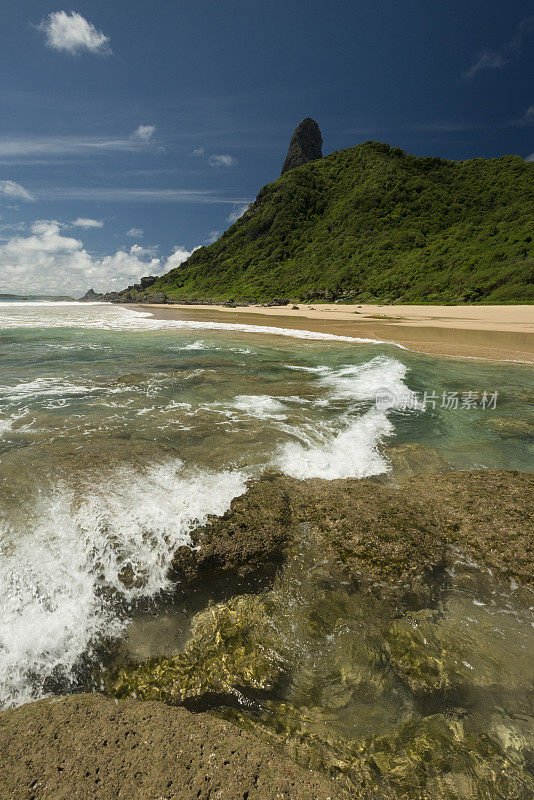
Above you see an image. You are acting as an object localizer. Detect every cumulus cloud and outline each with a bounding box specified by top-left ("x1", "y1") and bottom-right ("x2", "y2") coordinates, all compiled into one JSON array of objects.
[
  {"x1": 125, "y1": 227, "x2": 144, "y2": 237},
  {"x1": 464, "y1": 15, "x2": 533, "y2": 79},
  {"x1": 0, "y1": 180, "x2": 34, "y2": 201},
  {"x1": 226, "y1": 203, "x2": 250, "y2": 224},
  {"x1": 525, "y1": 152, "x2": 534, "y2": 162},
  {"x1": 0, "y1": 220, "x2": 158, "y2": 295},
  {"x1": 132, "y1": 125, "x2": 156, "y2": 142},
  {"x1": 208, "y1": 154, "x2": 237, "y2": 167},
  {"x1": 36, "y1": 11, "x2": 111, "y2": 56},
  {"x1": 72, "y1": 217, "x2": 103, "y2": 229},
  {"x1": 165, "y1": 245, "x2": 195, "y2": 270},
  {"x1": 191, "y1": 147, "x2": 205, "y2": 157},
  {"x1": 0, "y1": 220, "x2": 199, "y2": 294},
  {"x1": 206, "y1": 230, "x2": 221, "y2": 244}
]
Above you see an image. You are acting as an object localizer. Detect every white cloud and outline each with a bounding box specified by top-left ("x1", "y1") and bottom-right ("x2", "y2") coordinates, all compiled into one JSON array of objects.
[
  {"x1": 464, "y1": 15, "x2": 533, "y2": 79},
  {"x1": 36, "y1": 11, "x2": 111, "y2": 56},
  {"x1": 0, "y1": 180, "x2": 34, "y2": 201},
  {"x1": 125, "y1": 227, "x2": 144, "y2": 237},
  {"x1": 0, "y1": 220, "x2": 160, "y2": 295},
  {"x1": 129, "y1": 243, "x2": 159, "y2": 258},
  {"x1": 72, "y1": 217, "x2": 103, "y2": 229},
  {"x1": 464, "y1": 52, "x2": 507, "y2": 79},
  {"x1": 0, "y1": 136, "x2": 147, "y2": 159},
  {"x1": 165, "y1": 245, "x2": 195, "y2": 270},
  {"x1": 41, "y1": 187, "x2": 251, "y2": 204},
  {"x1": 191, "y1": 147, "x2": 205, "y2": 157},
  {"x1": 132, "y1": 125, "x2": 156, "y2": 142},
  {"x1": 0, "y1": 221, "x2": 199, "y2": 295},
  {"x1": 208, "y1": 154, "x2": 237, "y2": 167},
  {"x1": 226, "y1": 203, "x2": 250, "y2": 224},
  {"x1": 206, "y1": 230, "x2": 221, "y2": 244},
  {"x1": 525, "y1": 152, "x2": 534, "y2": 162}
]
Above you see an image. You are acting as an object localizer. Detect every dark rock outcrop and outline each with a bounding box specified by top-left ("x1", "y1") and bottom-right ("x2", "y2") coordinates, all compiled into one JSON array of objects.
[
  {"x1": 78, "y1": 278, "x2": 166, "y2": 304},
  {"x1": 172, "y1": 469, "x2": 533, "y2": 603},
  {"x1": 140, "y1": 275, "x2": 158, "y2": 289},
  {"x1": 0, "y1": 694, "x2": 344, "y2": 800},
  {"x1": 78, "y1": 288, "x2": 102, "y2": 302},
  {"x1": 171, "y1": 474, "x2": 293, "y2": 588},
  {"x1": 281, "y1": 117, "x2": 323, "y2": 174}
]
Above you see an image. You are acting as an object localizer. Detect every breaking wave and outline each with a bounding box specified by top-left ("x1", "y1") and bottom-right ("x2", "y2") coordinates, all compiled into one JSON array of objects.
[
  {"x1": 0, "y1": 461, "x2": 247, "y2": 708},
  {"x1": 275, "y1": 356, "x2": 417, "y2": 479}
]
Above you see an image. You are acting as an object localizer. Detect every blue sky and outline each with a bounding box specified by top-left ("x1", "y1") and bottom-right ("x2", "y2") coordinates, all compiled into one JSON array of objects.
[{"x1": 0, "y1": 0, "x2": 532, "y2": 295}]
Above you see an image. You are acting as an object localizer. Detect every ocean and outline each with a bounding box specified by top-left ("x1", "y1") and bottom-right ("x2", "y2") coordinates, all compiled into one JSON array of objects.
[{"x1": 0, "y1": 301, "x2": 532, "y2": 710}]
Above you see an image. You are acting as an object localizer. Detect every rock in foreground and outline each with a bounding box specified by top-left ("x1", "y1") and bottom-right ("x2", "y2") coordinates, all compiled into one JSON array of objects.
[{"x1": 0, "y1": 694, "x2": 344, "y2": 800}]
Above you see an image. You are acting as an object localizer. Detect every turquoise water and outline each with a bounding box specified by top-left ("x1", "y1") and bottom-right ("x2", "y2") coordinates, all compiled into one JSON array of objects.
[{"x1": 0, "y1": 302, "x2": 532, "y2": 708}]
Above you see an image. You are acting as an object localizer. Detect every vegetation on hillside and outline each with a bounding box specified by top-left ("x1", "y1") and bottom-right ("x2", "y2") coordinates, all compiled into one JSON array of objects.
[{"x1": 152, "y1": 142, "x2": 534, "y2": 303}]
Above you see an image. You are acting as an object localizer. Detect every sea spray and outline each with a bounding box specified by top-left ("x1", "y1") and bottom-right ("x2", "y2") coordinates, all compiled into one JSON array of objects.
[
  {"x1": 0, "y1": 460, "x2": 247, "y2": 708},
  {"x1": 276, "y1": 356, "x2": 419, "y2": 479}
]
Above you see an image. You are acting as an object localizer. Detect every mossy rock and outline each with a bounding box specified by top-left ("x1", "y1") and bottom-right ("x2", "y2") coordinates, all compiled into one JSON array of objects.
[
  {"x1": 106, "y1": 594, "x2": 280, "y2": 704},
  {"x1": 404, "y1": 470, "x2": 533, "y2": 588},
  {"x1": 287, "y1": 477, "x2": 451, "y2": 608},
  {"x1": 171, "y1": 473, "x2": 293, "y2": 588},
  {"x1": 385, "y1": 600, "x2": 534, "y2": 694},
  {"x1": 482, "y1": 417, "x2": 534, "y2": 440}
]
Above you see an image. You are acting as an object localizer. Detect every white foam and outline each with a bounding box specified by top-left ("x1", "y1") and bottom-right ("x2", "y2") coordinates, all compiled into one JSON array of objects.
[
  {"x1": 0, "y1": 461, "x2": 247, "y2": 708},
  {"x1": 0, "y1": 377, "x2": 101, "y2": 403},
  {"x1": 0, "y1": 302, "x2": 404, "y2": 347},
  {"x1": 0, "y1": 410, "x2": 30, "y2": 438},
  {"x1": 232, "y1": 395, "x2": 288, "y2": 420},
  {"x1": 276, "y1": 407, "x2": 393, "y2": 479},
  {"x1": 177, "y1": 340, "x2": 206, "y2": 350},
  {"x1": 318, "y1": 356, "x2": 414, "y2": 405},
  {"x1": 274, "y1": 356, "x2": 416, "y2": 479}
]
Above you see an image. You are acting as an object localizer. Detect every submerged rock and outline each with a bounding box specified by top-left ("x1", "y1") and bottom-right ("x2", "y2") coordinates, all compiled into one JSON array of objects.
[
  {"x1": 223, "y1": 705, "x2": 534, "y2": 799},
  {"x1": 351, "y1": 713, "x2": 533, "y2": 799},
  {"x1": 385, "y1": 598, "x2": 534, "y2": 694},
  {"x1": 106, "y1": 594, "x2": 279, "y2": 705},
  {"x1": 288, "y1": 476, "x2": 450, "y2": 608},
  {"x1": 383, "y1": 442, "x2": 450, "y2": 479},
  {"x1": 101, "y1": 469, "x2": 534, "y2": 800},
  {"x1": 404, "y1": 470, "x2": 533, "y2": 588},
  {"x1": 482, "y1": 417, "x2": 534, "y2": 440},
  {"x1": 0, "y1": 694, "x2": 344, "y2": 800}
]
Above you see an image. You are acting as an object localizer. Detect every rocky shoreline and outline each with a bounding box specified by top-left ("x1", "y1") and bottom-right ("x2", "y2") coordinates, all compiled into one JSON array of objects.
[{"x1": 1, "y1": 469, "x2": 532, "y2": 799}]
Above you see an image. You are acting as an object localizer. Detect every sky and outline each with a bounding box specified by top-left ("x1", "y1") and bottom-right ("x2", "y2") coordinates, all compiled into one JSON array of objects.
[{"x1": 0, "y1": 0, "x2": 532, "y2": 296}]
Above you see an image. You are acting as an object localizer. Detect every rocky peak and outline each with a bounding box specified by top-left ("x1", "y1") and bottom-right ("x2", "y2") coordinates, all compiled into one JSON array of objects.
[
  {"x1": 78, "y1": 288, "x2": 101, "y2": 302},
  {"x1": 281, "y1": 118, "x2": 323, "y2": 175}
]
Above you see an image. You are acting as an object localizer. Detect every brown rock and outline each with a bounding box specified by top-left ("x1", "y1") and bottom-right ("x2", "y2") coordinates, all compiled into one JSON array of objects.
[
  {"x1": 404, "y1": 469, "x2": 534, "y2": 587},
  {"x1": 171, "y1": 473, "x2": 293, "y2": 588},
  {"x1": 0, "y1": 693, "x2": 344, "y2": 800}
]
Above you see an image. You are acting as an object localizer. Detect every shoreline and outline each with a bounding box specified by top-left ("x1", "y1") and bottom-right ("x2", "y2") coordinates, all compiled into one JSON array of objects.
[{"x1": 129, "y1": 302, "x2": 534, "y2": 363}]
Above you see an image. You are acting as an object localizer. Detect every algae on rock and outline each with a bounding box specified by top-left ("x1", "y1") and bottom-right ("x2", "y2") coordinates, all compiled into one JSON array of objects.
[{"x1": 106, "y1": 594, "x2": 280, "y2": 704}]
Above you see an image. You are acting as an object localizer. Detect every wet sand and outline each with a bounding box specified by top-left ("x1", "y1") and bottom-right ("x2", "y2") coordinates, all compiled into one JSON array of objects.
[{"x1": 130, "y1": 303, "x2": 534, "y2": 364}]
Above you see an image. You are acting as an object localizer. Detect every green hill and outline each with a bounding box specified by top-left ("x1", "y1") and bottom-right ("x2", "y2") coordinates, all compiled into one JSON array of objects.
[{"x1": 153, "y1": 142, "x2": 534, "y2": 304}]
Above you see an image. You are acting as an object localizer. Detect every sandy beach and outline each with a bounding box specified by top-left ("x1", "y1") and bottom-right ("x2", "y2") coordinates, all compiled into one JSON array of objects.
[{"x1": 132, "y1": 303, "x2": 534, "y2": 363}]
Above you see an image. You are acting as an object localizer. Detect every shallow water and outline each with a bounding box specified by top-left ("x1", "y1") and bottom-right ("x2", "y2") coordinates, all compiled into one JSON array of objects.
[{"x1": 0, "y1": 301, "x2": 532, "y2": 723}]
